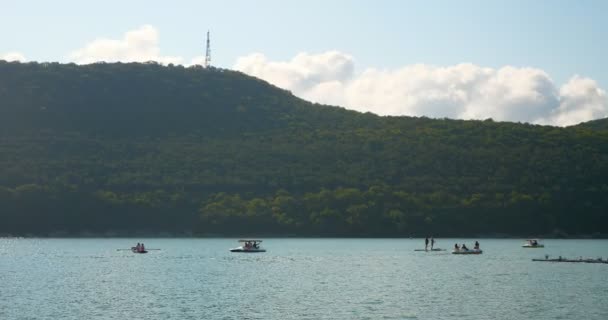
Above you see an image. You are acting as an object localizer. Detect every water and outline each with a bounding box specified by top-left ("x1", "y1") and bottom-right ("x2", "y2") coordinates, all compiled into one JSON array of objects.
[{"x1": 1, "y1": 238, "x2": 607, "y2": 320}]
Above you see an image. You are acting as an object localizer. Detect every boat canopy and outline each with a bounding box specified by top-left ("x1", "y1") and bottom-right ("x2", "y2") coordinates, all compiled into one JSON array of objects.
[{"x1": 238, "y1": 239, "x2": 263, "y2": 243}]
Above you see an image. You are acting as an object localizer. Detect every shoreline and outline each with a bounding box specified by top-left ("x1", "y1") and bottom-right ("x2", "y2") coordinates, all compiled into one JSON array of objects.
[{"x1": 1, "y1": 233, "x2": 607, "y2": 239}]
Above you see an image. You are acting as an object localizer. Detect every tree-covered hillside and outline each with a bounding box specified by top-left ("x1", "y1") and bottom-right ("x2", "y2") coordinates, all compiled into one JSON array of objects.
[
  {"x1": 576, "y1": 118, "x2": 608, "y2": 131},
  {"x1": 1, "y1": 60, "x2": 607, "y2": 237}
]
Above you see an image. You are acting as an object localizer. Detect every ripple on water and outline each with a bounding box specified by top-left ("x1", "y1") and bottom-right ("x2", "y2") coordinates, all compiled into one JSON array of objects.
[{"x1": 1, "y1": 238, "x2": 607, "y2": 319}]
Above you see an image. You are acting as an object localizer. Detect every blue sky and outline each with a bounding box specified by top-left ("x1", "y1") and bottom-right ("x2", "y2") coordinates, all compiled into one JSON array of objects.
[{"x1": 1, "y1": 0, "x2": 607, "y2": 125}]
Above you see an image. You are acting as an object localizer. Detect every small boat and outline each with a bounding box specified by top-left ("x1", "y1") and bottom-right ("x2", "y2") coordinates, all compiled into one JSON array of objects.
[
  {"x1": 131, "y1": 247, "x2": 148, "y2": 254},
  {"x1": 522, "y1": 239, "x2": 544, "y2": 248},
  {"x1": 452, "y1": 249, "x2": 483, "y2": 255},
  {"x1": 230, "y1": 239, "x2": 266, "y2": 253}
]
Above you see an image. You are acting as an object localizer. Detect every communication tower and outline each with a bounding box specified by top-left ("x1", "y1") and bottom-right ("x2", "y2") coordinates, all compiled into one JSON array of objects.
[{"x1": 204, "y1": 31, "x2": 211, "y2": 68}]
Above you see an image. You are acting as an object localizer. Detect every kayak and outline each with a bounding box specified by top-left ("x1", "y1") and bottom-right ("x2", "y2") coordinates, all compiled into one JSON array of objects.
[
  {"x1": 452, "y1": 249, "x2": 483, "y2": 254},
  {"x1": 131, "y1": 247, "x2": 148, "y2": 254}
]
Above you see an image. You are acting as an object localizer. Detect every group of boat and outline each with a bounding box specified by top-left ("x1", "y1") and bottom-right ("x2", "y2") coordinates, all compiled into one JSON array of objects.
[
  {"x1": 124, "y1": 239, "x2": 266, "y2": 254},
  {"x1": 126, "y1": 238, "x2": 554, "y2": 255},
  {"x1": 414, "y1": 239, "x2": 548, "y2": 255}
]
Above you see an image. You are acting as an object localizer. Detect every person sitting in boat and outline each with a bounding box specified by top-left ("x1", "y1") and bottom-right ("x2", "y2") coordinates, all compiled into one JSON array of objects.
[
  {"x1": 474, "y1": 241, "x2": 480, "y2": 250},
  {"x1": 140, "y1": 243, "x2": 145, "y2": 252},
  {"x1": 461, "y1": 244, "x2": 468, "y2": 251},
  {"x1": 532, "y1": 240, "x2": 538, "y2": 246},
  {"x1": 135, "y1": 243, "x2": 141, "y2": 251},
  {"x1": 454, "y1": 243, "x2": 460, "y2": 250}
]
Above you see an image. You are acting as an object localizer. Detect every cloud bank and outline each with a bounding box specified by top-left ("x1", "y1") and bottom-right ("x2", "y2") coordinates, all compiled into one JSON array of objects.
[
  {"x1": 235, "y1": 51, "x2": 608, "y2": 126},
  {"x1": 1, "y1": 52, "x2": 27, "y2": 62},
  {"x1": 68, "y1": 25, "x2": 183, "y2": 65}
]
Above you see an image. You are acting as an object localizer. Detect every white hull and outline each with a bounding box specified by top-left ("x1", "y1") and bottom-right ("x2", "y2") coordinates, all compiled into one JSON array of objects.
[
  {"x1": 452, "y1": 249, "x2": 483, "y2": 254},
  {"x1": 230, "y1": 246, "x2": 266, "y2": 253},
  {"x1": 522, "y1": 244, "x2": 544, "y2": 248}
]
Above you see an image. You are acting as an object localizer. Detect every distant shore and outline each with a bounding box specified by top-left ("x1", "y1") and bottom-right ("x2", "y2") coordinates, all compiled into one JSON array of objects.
[{"x1": 1, "y1": 232, "x2": 607, "y2": 239}]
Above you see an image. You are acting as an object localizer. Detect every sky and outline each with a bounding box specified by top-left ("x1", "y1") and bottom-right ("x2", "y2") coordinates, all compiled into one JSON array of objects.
[{"x1": 1, "y1": 0, "x2": 607, "y2": 126}]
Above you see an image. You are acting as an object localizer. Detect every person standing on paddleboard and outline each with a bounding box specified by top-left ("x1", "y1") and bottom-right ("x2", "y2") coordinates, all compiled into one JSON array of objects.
[{"x1": 425, "y1": 237, "x2": 429, "y2": 250}]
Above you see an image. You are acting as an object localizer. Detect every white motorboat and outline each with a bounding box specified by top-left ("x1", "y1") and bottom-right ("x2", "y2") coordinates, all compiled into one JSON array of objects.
[
  {"x1": 230, "y1": 239, "x2": 266, "y2": 253},
  {"x1": 452, "y1": 248, "x2": 483, "y2": 254},
  {"x1": 522, "y1": 239, "x2": 544, "y2": 248}
]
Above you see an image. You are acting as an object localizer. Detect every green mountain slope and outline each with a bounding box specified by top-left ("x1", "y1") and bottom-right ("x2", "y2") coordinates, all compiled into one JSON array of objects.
[
  {"x1": 575, "y1": 118, "x2": 608, "y2": 131},
  {"x1": 1, "y1": 60, "x2": 607, "y2": 237}
]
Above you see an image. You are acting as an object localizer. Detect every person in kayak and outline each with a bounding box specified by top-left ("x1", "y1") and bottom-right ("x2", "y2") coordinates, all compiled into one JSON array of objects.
[
  {"x1": 454, "y1": 243, "x2": 460, "y2": 250},
  {"x1": 425, "y1": 237, "x2": 429, "y2": 250},
  {"x1": 461, "y1": 244, "x2": 468, "y2": 251},
  {"x1": 474, "y1": 241, "x2": 480, "y2": 250}
]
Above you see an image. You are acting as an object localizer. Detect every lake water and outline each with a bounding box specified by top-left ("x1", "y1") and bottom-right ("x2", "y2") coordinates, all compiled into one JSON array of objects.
[{"x1": 1, "y1": 238, "x2": 607, "y2": 320}]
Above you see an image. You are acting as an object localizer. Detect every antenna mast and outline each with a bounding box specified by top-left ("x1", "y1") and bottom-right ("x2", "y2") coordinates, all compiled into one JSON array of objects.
[{"x1": 204, "y1": 30, "x2": 211, "y2": 68}]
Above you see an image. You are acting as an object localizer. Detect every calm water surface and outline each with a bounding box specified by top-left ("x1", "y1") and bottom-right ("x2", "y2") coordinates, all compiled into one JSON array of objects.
[{"x1": 1, "y1": 238, "x2": 607, "y2": 320}]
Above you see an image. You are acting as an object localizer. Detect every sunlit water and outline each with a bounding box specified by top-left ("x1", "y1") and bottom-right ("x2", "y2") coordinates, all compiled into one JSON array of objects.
[{"x1": 1, "y1": 238, "x2": 607, "y2": 320}]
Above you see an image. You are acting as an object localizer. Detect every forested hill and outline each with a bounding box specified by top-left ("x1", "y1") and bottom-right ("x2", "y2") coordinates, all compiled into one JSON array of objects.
[
  {"x1": 576, "y1": 118, "x2": 608, "y2": 131},
  {"x1": 1, "y1": 60, "x2": 607, "y2": 237}
]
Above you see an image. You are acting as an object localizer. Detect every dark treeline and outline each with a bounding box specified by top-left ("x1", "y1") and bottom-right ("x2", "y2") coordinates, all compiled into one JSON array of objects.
[{"x1": 1, "y1": 60, "x2": 607, "y2": 237}]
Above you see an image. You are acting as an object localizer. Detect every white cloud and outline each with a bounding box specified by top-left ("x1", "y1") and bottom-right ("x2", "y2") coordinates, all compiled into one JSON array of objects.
[
  {"x1": 234, "y1": 51, "x2": 608, "y2": 126},
  {"x1": 68, "y1": 25, "x2": 183, "y2": 65},
  {"x1": 235, "y1": 51, "x2": 354, "y2": 96},
  {"x1": 189, "y1": 55, "x2": 206, "y2": 66},
  {"x1": 1, "y1": 52, "x2": 27, "y2": 62},
  {"x1": 540, "y1": 76, "x2": 608, "y2": 126}
]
